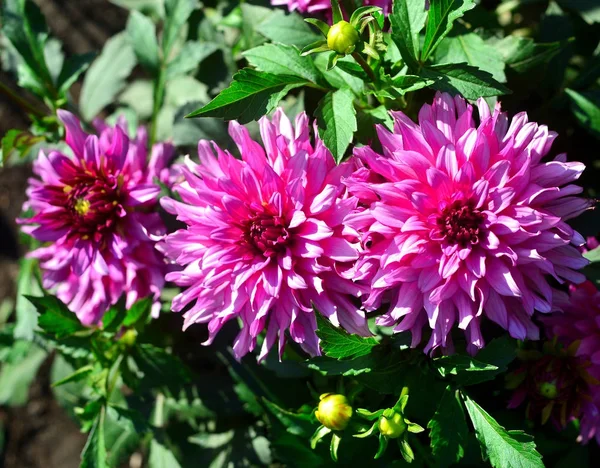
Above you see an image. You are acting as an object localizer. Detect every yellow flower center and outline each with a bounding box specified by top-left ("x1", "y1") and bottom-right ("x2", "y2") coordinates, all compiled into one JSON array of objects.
[{"x1": 74, "y1": 198, "x2": 91, "y2": 216}]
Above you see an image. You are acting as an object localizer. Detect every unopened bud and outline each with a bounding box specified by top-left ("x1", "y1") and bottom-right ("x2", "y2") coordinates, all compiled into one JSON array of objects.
[
  {"x1": 315, "y1": 393, "x2": 353, "y2": 431},
  {"x1": 538, "y1": 381, "x2": 559, "y2": 399},
  {"x1": 379, "y1": 411, "x2": 407, "y2": 439},
  {"x1": 327, "y1": 21, "x2": 359, "y2": 55}
]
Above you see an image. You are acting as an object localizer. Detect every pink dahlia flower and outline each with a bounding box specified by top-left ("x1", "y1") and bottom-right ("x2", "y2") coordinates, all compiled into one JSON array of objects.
[
  {"x1": 20, "y1": 111, "x2": 174, "y2": 325},
  {"x1": 159, "y1": 109, "x2": 368, "y2": 360},
  {"x1": 542, "y1": 281, "x2": 600, "y2": 443},
  {"x1": 271, "y1": 0, "x2": 391, "y2": 15},
  {"x1": 344, "y1": 92, "x2": 591, "y2": 354}
]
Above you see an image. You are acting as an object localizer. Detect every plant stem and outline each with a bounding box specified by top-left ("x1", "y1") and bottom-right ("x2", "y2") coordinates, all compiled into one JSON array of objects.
[
  {"x1": 352, "y1": 52, "x2": 377, "y2": 83},
  {"x1": 0, "y1": 79, "x2": 48, "y2": 118},
  {"x1": 149, "y1": 66, "x2": 166, "y2": 147}
]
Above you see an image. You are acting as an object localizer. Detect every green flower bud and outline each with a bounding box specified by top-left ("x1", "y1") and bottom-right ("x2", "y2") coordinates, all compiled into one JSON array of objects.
[
  {"x1": 315, "y1": 393, "x2": 353, "y2": 431},
  {"x1": 539, "y1": 381, "x2": 559, "y2": 399},
  {"x1": 379, "y1": 411, "x2": 407, "y2": 439},
  {"x1": 119, "y1": 329, "x2": 138, "y2": 348},
  {"x1": 327, "y1": 21, "x2": 359, "y2": 55}
]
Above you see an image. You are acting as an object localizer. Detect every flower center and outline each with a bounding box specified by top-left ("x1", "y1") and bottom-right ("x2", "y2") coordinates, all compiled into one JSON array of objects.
[
  {"x1": 62, "y1": 170, "x2": 123, "y2": 240},
  {"x1": 436, "y1": 200, "x2": 485, "y2": 247},
  {"x1": 242, "y1": 211, "x2": 289, "y2": 258}
]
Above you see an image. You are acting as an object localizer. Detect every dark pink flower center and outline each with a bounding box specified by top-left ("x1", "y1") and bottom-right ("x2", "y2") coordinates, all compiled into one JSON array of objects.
[
  {"x1": 436, "y1": 200, "x2": 485, "y2": 247},
  {"x1": 61, "y1": 170, "x2": 124, "y2": 242},
  {"x1": 242, "y1": 211, "x2": 289, "y2": 258}
]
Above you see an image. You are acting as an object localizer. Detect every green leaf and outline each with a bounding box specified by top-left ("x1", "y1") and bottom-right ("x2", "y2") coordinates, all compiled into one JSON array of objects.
[
  {"x1": 131, "y1": 343, "x2": 191, "y2": 393},
  {"x1": 314, "y1": 55, "x2": 364, "y2": 96},
  {"x1": 51, "y1": 364, "x2": 94, "y2": 388},
  {"x1": 433, "y1": 353, "x2": 509, "y2": 386},
  {"x1": 101, "y1": 305, "x2": 127, "y2": 333},
  {"x1": 565, "y1": 89, "x2": 600, "y2": 138},
  {"x1": 104, "y1": 406, "x2": 142, "y2": 466},
  {"x1": 1, "y1": 0, "x2": 53, "y2": 95},
  {"x1": 243, "y1": 44, "x2": 324, "y2": 85},
  {"x1": 390, "y1": 0, "x2": 428, "y2": 70},
  {"x1": 463, "y1": 394, "x2": 544, "y2": 468},
  {"x1": 474, "y1": 336, "x2": 517, "y2": 374},
  {"x1": 172, "y1": 101, "x2": 231, "y2": 148},
  {"x1": 495, "y1": 36, "x2": 565, "y2": 73},
  {"x1": 185, "y1": 68, "x2": 307, "y2": 124},
  {"x1": 257, "y1": 10, "x2": 320, "y2": 48},
  {"x1": 80, "y1": 32, "x2": 137, "y2": 121},
  {"x1": 14, "y1": 257, "x2": 41, "y2": 340},
  {"x1": 434, "y1": 34, "x2": 506, "y2": 82},
  {"x1": 27, "y1": 294, "x2": 85, "y2": 338},
  {"x1": 389, "y1": 74, "x2": 436, "y2": 94},
  {"x1": 166, "y1": 41, "x2": 219, "y2": 79},
  {"x1": 314, "y1": 313, "x2": 377, "y2": 359},
  {"x1": 149, "y1": 439, "x2": 182, "y2": 468},
  {"x1": 428, "y1": 386, "x2": 468, "y2": 466},
  {"x1": 421, "y1": 63, "x2": 511, "y2": 99},
  {"x1": 81, "y1": 408, "x2": 108, "y2": 468},
  {"x1": 0, "y1": 343, "x2": 46, "y2": 406},
  {"x1": 126, "y1": 10, "x2": 160, "y2": 73},
  {"x1": 421, "y1": 0, "x2": 476, "y2": 61},
  {"x1": 162, "y1": 0, "x2": 195, "y2": 57},
  {"x1": 57, "y1": 52, "x2": 95, "y2": 94},
  {"x1": 263, "y1": 398, "x2": 315, "y2": 437},
  {"x1": 584, "y1": 246, "x2": 600, "y2": 263},
  {"x1": 306, "y1": 354, "x2": 375, "y2": 376},
  {"x1": 123, "y1": 297, "x2": 152, "y2": 327},
  {"x1": 315, "y1": 89, "x2": 357, "y2": 163}
]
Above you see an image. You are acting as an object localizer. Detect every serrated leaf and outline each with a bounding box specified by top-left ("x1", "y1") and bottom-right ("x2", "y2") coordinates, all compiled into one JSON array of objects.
[
  {"x1": 243, "y1": 43, "x2": 323, "y2": 85},
  {"x1": 566, "y1": 89, "x2": 600, "y2": 138},
  {"x1": 0, "y1": 343, "x2": 46, "y2": 406},
  {"x1": 422, "y1": 62, "x2": 511, "y2": 99},
  {"x1": 434, "y1": 353, "x2": 507, "y2": 386},
  {"x1": 162, "y1": 0, "x2": 195, "y2": 56},
  {"x1": 463, "y1": 394, "x2": 544, "y2": 468},
  {"x1": 421, "y1": 0, "x2": 476, "y2": 61},
  {"x1": 81, "y1": 408, "x2": 108, "y2": 468},
  {"x1": 389, "y1": 74, "x2": 436, "y2": 94},
  {"x1": 314, "y1": 55, "x2": 364, "y2": 96},
  {"x1": 166, "y1": 41, "x2": 219, "y2": 79},
  {"x1": 315, "y1": 89, "x2": 357, "y2": 163},
  {"x1": 27, "y1": 294, "x2": 84, "y2": 338},
  {"x1": 428, "y1": 386, "x2": 468, "y2": 466},
  {"x1": 126, "y1": 10, "x2": 160, "y2": 73},
  {"x1": 186, "y1": 68, "x2": 307, "y2": 123},
  {"x1": 495, "y1": 36, "x2": 565, "y2": 73},
  {"x1": 390, "y1": 0, "x2": 428, "y2": 70},
  {"x1": 149, "y1": 439, "x2": 182, "y2": 468},
  {"x1": 306, "y1": 354, "x2": 374, "y2": 376},
  {"x1": 314, "y1": 313, "x2": 377, "y2": 359},
  {"x1": 434, "y1": 33, "x2": 506, "y2": 82},
  {"x1": 80, "y1": 32, "x2": 136, "y2": 121},
  {"x1": 257, "y1": 10, "x2": 320, "y2": 48}
]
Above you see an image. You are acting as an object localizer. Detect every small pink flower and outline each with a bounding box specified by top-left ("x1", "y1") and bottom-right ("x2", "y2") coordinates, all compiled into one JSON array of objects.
[
  {"x1": 159, "y1": 109, "x2": 368, "y2": 360},
  {"x1": 271, "y1": 0, "x2": 391, "y2": 15},
  {"x1": 344, "y1": 92, "x2": 591, "y2": 354},
  {"x1": 20, "y1": 111, "x2": 174, "y2": 325}
]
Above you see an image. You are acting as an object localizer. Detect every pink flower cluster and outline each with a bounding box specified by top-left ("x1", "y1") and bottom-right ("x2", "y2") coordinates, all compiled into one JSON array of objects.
[
  {"x1": 271, "y1": 0, "x2": 392, "y2": 15},
  {"x1": 22, "y1": 93, "x2": 591, "y2": 365},
  {"x1": 20, "y1": 111, "x2": 174, "y2": 325}
]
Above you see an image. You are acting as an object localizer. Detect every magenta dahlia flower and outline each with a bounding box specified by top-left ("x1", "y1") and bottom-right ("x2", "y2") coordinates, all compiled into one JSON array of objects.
[
  {"x1": 159, "y1": 109, "x2": 368, "y2": 360},
  {"x1": 344, "y1": 92, "x2": 591, "y2": 354},
  {"x1": 541, "y1": 281, "x2": 600, "y2": 443},
  {"x1": 20, "y1": 111, "x2": 174, "y2": 325},
  {"x1": 271, "y1": 0, "x2": 391, "y2": 15}
]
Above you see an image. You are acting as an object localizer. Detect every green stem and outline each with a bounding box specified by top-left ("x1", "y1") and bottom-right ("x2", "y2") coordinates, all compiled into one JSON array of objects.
[
  {"x1": 352, "y1": 52, "x2": 377, "y2": 83},
  {"x1": 149, "y1": 66, "x2": 166, "y2": 147},
  {"x1": 0, "y1": 79, "x2": 48, "y2": 118},
  {"x1": 153, "y1": 393, "x2": 166, "y2": 428}
]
